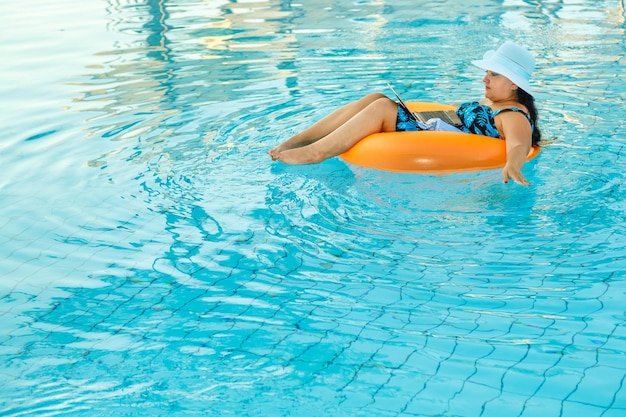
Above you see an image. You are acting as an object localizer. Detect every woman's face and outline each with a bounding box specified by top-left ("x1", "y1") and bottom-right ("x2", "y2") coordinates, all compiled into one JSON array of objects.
[{"x1": 482, "y1": 70, "x2": 518, "y2": 101}]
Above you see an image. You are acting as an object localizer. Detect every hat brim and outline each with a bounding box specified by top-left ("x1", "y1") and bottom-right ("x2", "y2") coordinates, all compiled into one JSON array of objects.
[{"x1": 472, "y1": 52, "x2": 533, "y2": 96}]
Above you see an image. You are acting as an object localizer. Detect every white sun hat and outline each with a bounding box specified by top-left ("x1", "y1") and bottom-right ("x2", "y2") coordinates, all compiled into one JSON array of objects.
[{"x1": 472, "y1": 41, "x2": 535, "y2": 96}]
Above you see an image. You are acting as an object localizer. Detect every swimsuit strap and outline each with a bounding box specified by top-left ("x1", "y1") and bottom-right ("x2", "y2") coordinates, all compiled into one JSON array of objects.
[{"x1": 493, "y1": 107, "x2": 534, "y2": 131}]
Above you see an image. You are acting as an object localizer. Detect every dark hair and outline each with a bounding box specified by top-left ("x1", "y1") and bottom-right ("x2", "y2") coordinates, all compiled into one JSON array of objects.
[{"x1": 517, "y1": 88, "x2": 541, "y2": 145}]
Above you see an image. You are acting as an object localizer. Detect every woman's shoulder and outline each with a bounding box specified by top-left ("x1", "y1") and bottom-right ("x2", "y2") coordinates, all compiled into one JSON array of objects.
[
  {"x1": 494, "y1": 105, "x2": 534, "y2": 132},
  {"x1": 493, "y1": 106, "x2": 531, "y2": 123},
  {"x1": 491, "y1": 100, "x2": 529, "y2": 114}
]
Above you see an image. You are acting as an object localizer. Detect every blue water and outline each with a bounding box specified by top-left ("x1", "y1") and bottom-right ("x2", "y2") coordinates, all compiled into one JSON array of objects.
[{"x1": 2, "y1": 0, "x2": 626, "y2": 416}]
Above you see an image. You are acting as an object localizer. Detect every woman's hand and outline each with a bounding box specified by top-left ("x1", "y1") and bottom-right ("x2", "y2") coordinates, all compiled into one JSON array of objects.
[{"x1": 502, "y1": 162, "x2": 530, "y2": 186}]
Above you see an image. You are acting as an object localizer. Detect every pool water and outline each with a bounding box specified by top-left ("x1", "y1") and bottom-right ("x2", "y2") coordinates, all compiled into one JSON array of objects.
[{"x1": 2, "y1": 0, "x2": 626, "y2": 416}]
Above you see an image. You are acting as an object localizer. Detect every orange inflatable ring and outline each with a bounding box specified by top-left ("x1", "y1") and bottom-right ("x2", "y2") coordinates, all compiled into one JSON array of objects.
[{"x1": 340, "y1": 102, "x2": 540, "y2": 173}]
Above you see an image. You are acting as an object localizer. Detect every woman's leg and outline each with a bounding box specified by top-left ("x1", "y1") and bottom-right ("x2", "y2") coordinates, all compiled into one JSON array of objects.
[
  {"x1": 274, "y1": 96, "x2": 398, "y2": 164},
  {"x1": 268, "y1": 92, "x2": 389, "y2": 157}
]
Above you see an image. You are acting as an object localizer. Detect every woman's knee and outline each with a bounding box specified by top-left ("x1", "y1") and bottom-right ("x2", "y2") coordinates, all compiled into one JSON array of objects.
[
  {"x1": 362, "y1": 92, "x2": 388, "y2": 103},
  {"x1": 370, "y1": 96, "x2": 398, "y2": 113},
  {"x1": 370, "y1": 92, "x2": 388, "y2": 99},
  {"x1": 370, "y1": 97, "x2": 398, "y2": 130}
]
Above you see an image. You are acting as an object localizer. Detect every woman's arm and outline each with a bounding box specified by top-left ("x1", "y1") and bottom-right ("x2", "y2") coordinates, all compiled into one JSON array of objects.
[{"x1": 497, "y1": 112, "x2": 533, "y2": 185}]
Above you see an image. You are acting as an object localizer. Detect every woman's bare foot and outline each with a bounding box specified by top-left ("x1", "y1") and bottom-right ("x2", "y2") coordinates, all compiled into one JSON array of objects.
[
  {"x1": 273, "y1": 146, "x2": 322, "y2": 164},
  {"x1": 268, "y1": 140, "x2": 304, "y2": 161},
  {"x1": 268, "y1": 135, "x2": 319, "y2": 160},
  {"x1": 268, "y1": 147, "x2": 283, "y2": 160}
]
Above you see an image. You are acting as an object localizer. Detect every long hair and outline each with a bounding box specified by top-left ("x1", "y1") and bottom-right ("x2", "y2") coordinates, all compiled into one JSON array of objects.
[{"x1": 517, "y1": 88, "x2": 541, "y2": 146}]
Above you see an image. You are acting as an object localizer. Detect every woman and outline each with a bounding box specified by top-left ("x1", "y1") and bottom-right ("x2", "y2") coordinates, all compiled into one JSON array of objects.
[{"x1": 268, "y1": 41, "x2": 541, "y2": 186}]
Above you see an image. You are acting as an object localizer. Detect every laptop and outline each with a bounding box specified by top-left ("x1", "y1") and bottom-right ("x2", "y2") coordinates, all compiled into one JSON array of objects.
[{"x1": 387, "y1": 83, "x2": 462, "y2": 127}]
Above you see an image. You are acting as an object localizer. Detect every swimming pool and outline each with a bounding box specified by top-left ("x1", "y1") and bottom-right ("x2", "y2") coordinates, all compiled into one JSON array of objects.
[{"x1": 1, "y1": 0, "x2": 625, "y2": 415}]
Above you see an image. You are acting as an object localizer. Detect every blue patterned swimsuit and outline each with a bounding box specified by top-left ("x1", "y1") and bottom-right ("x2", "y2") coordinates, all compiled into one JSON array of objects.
[{"x1": 396, "y1": 101, "x2": 533, "y2": 138}]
